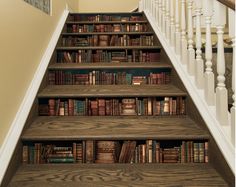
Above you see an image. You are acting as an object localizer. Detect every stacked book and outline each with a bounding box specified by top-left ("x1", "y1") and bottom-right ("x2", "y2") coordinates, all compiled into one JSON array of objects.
[
  {"x1": 95, "y1": 141, "x2": 120, "y2": 163},
  {"x1": 47, "y1": 146, "x2": 75, "y2": 163},
  {"x1": 121, "y1": 98, "x2": 136, "y2": 115}
]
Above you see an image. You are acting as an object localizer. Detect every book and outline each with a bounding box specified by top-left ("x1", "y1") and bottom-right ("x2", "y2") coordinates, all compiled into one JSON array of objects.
[{"x1": 85, "y1": 140, "x2": 95, "y2": 163}]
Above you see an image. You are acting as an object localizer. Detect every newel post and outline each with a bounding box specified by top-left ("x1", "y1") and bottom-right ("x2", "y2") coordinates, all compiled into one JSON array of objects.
[
  {"x1": 214, "y1": 1, "x2": 228, "y2": 126},
  {"x1": 203, "y1": 0, "x2": 215, "y2": 105}
]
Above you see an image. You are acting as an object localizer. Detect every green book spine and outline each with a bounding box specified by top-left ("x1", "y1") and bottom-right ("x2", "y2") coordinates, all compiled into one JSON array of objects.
[{"x1": 47, "y1": 157, "x2": 75, "y2": 163}]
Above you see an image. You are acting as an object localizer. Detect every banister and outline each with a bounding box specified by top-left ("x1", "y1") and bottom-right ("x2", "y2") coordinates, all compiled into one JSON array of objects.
[
  {"x1": 140, "y1": 0, "x2": 235, "y2": 174},
  {"x1": 217, "y1": 0, "x2": 235, "y2": 10}
]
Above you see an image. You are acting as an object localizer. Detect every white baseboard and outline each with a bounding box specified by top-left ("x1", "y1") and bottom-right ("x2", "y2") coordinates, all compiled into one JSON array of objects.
[
  {"x1": 144, "y1": 10, "x2": 235, "y2": 174},
  {"x1": 0, "y1": 8, "x2": 69, "y2": 185}
]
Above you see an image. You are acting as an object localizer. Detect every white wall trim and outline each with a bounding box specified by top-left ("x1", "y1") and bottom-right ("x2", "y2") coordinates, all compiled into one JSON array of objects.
[
  {"x1": 144, "y1": 10, "x2": 235, "y2": 174},
  {"x1": 0, "y1": 8, "x2": 69, "y2": 185}
]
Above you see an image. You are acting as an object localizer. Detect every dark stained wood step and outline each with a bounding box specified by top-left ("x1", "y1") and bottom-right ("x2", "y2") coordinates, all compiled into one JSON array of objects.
[
  {"x1": 61, "y1": 32, "x2": 154, "y2": 35},
  {"x1": 21, "y1": 116, "x2": 209, "y2": 141},
  {"x1": 69, "y1": 12, "x2": 143, "y2": 15},
  {"x1": 66, "y1": 21, "x2": 148, "y2": 24},
  {"x1": 48, "y1": 62, "x2": 172, "y2": 70},
  {"x1": 38, "y1": 85, "x2": 187, "y2": 98},
  {"x1": 8, "y1": 164, "x2": 228, "y2": 187},
  {"x1": 56, "y1": 46, "x2": 161, "y2": 50}
]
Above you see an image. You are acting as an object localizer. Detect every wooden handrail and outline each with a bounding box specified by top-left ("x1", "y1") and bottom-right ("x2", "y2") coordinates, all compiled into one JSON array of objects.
[{"x1": 217, "y1": 0, "x2": 235, "y2": 10}]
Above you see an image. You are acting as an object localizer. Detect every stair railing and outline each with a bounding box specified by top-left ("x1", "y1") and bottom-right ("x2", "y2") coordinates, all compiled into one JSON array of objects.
[{"x1": 139, "y1": 0, "x2": 235, "y2": 171}]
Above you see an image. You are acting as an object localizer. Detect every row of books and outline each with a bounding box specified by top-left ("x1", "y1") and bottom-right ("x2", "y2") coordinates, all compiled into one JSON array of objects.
[
  {"x1": 57, "y1": 50, "x2": 160, "y2": 63},
  {"x1": 22, "y1": 140, "x2": 208, "y2": 164},
  {"x1": 61, "y1": 35, "x2": 154, "y2": 47},
  {"x1": 48, "y1": 71, "x2": 171, "y2": 85},
  {"x1": 38, "y1": 97, "x2": 186, "y2": 116},
  {"x1": 67, "y1": 23, "x2": 148, "y2": 33},
  {"x1": 69, "y1": 15, "x2": 144, "y2": 22}
]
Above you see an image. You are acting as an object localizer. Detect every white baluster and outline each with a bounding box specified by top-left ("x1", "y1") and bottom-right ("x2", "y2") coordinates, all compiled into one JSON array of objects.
[
  {"x1": 181, "y1": 0, "x2": 187, "y2": 64},
  {"x1": 170, "y1": 0, "x2": 175, "y2": 47},
  {"x1": 147, "y1": 0, "x2": 150, "y2": 12},
  {"x1": 155, "y1": 0, "x2": 159, "y2": 21},
  {"x1": 151, "y1": 0, "x2": 154, "y2": 17},
  {"x1": 162, "y1": 0, "x2": 166, "y2": 34},
  {"x1": 143, "y1": 0, "x2": 146, "y2": 11},
  {"x1": 158, "y1": 0, "x2": 162, "y2": 28},
  {"x1": 175, "y1": 0, "x2": 181, "y2": 55},
  {"x1": 231, "y1": 37, "x2": 235, "y2": 145},
  {"x1": 203, "y1": 0, "x2": 215, "y2": 105},
  {"x1": 165, "y1": 0, "x2": 171, "y2": 42},
  {"x1": 149, "y1": 0, "x2": 152, "y2": 14},
  {"x1": 139, "y1": 0, "x2": 143, "y2": 12},
  {"x1": 229, "y1": 8, "x2": 235, "y2": 144},
  {"x1": 187, "y1": 0, "x2": 195, "y2": 75},
  {"x1": 194, "y1": 0, "x2": 204, "y2": 89},
  {"x1": 214, "y1": 1, "x2": 228, "y2": 126},
  {"x1": 151, "y1": 0, "x2": 155, "y2": 16}
]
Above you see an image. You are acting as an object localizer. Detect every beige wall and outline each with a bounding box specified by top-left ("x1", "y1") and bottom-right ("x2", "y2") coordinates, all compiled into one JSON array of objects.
[
  {"x1": 0, "y1": 0, "x2": 78, "y2": 146},
  {"x1": 0, "y1": 0, "x2": 138, "y2": 147},
  {"x1": 78, "y1": 0, "x2": 139, "y2": 12}
]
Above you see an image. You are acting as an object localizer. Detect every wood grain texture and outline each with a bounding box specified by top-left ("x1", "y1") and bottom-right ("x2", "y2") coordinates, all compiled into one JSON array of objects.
[
  {"x1": 48, "y1": 62, "x2": 172, "y2": 70},
  {"x1": 56, "y1": 46, "x2": 161, "y2": 50},
  {"x1": 217, "y1": 0, "x2": 235, "y2": 10},
  {"x1": 69, "y1": 12, "x2": 144, "y2": 15},
  {"x1": 66, "y1": 21, "x2": 148, "y2": 24},
  {"x1": 37, "y1": 85, "x2": 187, "y2": 98},
  {"x1": 8, "y1": 164, "x2": 228, "y2": 187},
  {"x1": 61, "y1": 32, "x2": 154, "y2": 35},
  {"x1": 21, "y1": 116, "x2": 209, "y2": 141}
]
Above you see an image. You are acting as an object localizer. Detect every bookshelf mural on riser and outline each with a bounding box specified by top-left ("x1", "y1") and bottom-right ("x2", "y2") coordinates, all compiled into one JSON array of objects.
[
  {"x1": 22, "y1": 12, "x2": 209, "y2": 169},
  {"x1": 38, "y1": 97, "x2": 186, "y2": 116},
  {"x1": 22, "y1": 140, "x2": 209, "y2": 164}
]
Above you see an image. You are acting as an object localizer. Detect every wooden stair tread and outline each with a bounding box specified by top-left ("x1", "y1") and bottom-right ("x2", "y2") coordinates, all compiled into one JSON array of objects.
[
  {"x1": 8, "y1": 164, "x2": 228, "y2": 187},
  {"x1": 38, "y1": 85, "x2": 187, "y2": 98},
  {"x1": 61, "y1": 32, "x2": 154, "y2": 35},
  {"x1": 22, "y1": 116, "x2": 209, "y2": 140},
  {"x1": 57, "y1": 46, "x2": 161, "y2": 50},
  {"x1": 48, "y1": 62, "x2": 171, "y2": 70},
  {"x1": 66, "y1": 20, "x2": 148, "y2": 24}
]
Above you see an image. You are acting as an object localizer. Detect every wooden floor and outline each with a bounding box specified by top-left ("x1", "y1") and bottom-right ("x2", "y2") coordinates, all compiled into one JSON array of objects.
[
  {"x1": 38, "y1": 85, "x2": 186, "y2": 98},
  {"x1": 8, "y1": 164, "x2": 229, "y2": 187},
  {"x1": 22, "y1": 116, "x2": 209, "y2": 141}
]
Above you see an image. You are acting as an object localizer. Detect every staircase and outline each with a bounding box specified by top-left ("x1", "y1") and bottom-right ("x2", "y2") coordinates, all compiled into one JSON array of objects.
[{"x1": 4, "y1": 12, "x2": 234, "y2": 187}]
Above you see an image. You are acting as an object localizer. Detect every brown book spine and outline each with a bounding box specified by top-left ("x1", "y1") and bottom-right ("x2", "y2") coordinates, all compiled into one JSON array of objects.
[
  {"x1": 86, "y1": 140, "x2": 95, "y2": 163},
  {"x1": 204, "y1": 142, "x2": 209, "y2": 163},
  {"x1": 22, "y1": 145, "x2": 29, "y2": 164},
  {"x1": 73, "y1": 143, "x2": 77, "y2": 161}
]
